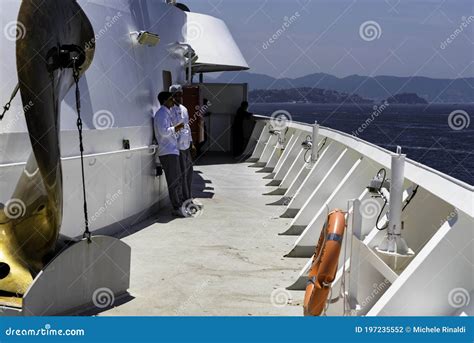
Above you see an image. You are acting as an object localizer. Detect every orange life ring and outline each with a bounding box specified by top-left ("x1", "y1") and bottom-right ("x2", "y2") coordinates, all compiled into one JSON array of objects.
[{"x1": 303, "y1": 209, "x2": 346, "y2": 316}]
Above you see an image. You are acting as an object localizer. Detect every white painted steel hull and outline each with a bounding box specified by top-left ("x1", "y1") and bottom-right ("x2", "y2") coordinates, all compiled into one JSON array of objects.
[{"x1": 246, "y1": 117, "x2": 473, "y2": 316}]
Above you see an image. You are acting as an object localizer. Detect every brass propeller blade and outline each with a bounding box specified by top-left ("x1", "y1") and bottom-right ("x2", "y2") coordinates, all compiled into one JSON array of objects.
[{"x1": 0, "y1": 0, "x2": 95, "y2": 302}]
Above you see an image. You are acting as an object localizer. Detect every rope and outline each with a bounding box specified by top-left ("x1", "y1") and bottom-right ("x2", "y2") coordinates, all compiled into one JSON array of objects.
[
  {"x1": 73, "y1": 61, "x2": 91, "y2": 243},
  {"x1": 1, "y1": 83, "x2": 20, "y2": 120},
  {"x1": 373, "y1": 170, "x2": 417, "y2": 231},
  {"x1": 374, "y1": 168, "x2": 389, "y2": 231},
  {"x1": 376, "y1": 198, "x2": 388, "y2": 231},
  {"x1": 402, "y1": 185, "x2": 419, "y2": 211}
]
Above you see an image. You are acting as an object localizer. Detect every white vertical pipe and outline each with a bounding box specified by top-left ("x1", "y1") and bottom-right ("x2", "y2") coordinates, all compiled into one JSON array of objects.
[
  {"x1": 351, "y1": 199, "x2": 362, "y2": 240},
  {"x1": 388, "y1": 147, "x2": 405, "y2": 236},
  {"x1": 349, "y1": 199, "x2": 362, "y2": 312},
  {"x1": 311, "y1": 121, "x2": 319, "y2": 163},
  {"x1": 188, "y1": 48, "x2": 192, "y2": 84}
]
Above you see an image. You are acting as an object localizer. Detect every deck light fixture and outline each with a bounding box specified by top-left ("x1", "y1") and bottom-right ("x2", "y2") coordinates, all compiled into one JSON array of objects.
[
  {"x1": 130, "y1": 31, "x2": 160, "y2": 46},
  {"x1": 301, "y1": 121, "x2": 320, "y2": 168}
]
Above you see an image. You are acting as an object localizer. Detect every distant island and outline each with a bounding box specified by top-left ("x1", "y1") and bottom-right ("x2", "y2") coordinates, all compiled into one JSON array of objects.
[
  {"x1": 249, "y1": 87, "x2": 373, "y2": 104},
  {"x1": 209, "y1": 72, "x2": 474, "y2": 103},
  {"x1": 386, "y1": 93, "x2": 428, "y2": 104}
]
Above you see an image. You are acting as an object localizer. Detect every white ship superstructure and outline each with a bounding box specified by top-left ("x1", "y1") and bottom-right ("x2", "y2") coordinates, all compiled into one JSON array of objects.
[{"x1": 0, "y1": 0, "x2": 248, "y2": 238}]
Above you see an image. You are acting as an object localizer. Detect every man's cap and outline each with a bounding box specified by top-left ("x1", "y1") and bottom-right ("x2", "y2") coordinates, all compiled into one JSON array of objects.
[{"x1": 169, "y1": 84, "x2": 183, "y2": 93}]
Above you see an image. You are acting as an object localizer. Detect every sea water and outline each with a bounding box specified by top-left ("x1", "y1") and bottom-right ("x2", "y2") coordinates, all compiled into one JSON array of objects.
[{"x1": 250, "y1": 103, "x2": 474, "y2": 185}]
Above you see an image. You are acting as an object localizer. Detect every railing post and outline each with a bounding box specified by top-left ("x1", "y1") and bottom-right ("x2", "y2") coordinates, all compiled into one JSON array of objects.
[
  {"x1": 311, "y1": 121, "x2": 319, "y2": 163},
  {"x1": 348, "y1": 199, "x2": 362, "y2": 314}
]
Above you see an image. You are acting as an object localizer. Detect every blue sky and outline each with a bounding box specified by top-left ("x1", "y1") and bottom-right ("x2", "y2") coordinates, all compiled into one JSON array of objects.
[{"x1": 185, "y1": 0, "x2": 473, "y2": 79}]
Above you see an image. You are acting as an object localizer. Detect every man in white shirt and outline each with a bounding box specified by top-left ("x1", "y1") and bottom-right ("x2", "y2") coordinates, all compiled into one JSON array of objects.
[
  {"x1": 154, "y1": 91, "x2": 187, "y2": 217},
  {"x1": 169, "y1": 85, "x2": 201, "y2": 212}
]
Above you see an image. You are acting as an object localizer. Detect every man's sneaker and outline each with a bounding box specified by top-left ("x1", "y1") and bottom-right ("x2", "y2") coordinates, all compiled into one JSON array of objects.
[
  {"x1": 181, "y1": 200, "x2": 203, "y2": 217},
  {"x1": 191, "y1": 200, "x2": 203, "y2": 210},
  {"x1": 171, "y1": 208, "x2": 187, "y2": 218}
]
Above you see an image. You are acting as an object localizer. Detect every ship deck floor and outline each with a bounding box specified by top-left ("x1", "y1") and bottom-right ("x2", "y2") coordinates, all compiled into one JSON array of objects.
[{"x1": 102, "y1": 153, "x2": 304, "y2": 316}]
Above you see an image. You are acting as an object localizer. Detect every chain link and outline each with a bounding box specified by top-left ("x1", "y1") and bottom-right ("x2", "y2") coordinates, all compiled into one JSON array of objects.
[
  {"x1": 1, "y1": 83, "x2": 20, "y2": 121},
  {"x1": 73, "y1": 59, "x2": 91, "y2": 243}
]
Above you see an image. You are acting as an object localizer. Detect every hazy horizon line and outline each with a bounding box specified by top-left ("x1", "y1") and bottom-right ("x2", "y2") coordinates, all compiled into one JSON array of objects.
[{"x1": 211, "y1": 71, "x2": 474, "y2": 81}]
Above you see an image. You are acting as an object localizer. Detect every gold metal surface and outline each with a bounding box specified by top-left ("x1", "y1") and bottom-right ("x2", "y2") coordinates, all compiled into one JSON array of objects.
[
  {"x1": 0, "y1": 296, "x2": 22, "y2": 309},
  {"x1": 0, "y1": 0, "x2": 94, "y2": 302}
]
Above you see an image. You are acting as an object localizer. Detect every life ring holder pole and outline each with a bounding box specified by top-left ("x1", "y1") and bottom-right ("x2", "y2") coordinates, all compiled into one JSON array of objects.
[
  {"x1": 344, "y1": 198, "x2": 363, "y2": 316},
  {"x1": 310, "y1": 121, "x2": 319, "y2": 163},
  {"x1": 322, "y1": 203, "x2": 357, "y2": 317}
]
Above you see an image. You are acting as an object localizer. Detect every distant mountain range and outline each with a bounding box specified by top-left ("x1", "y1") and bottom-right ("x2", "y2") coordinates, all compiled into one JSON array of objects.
[
  {"x1": 249, "y1": 87, "x2": 374, "y2": 104},
  {"x1": 209, "y1": 72, "x2": 474, "y2": 103}
]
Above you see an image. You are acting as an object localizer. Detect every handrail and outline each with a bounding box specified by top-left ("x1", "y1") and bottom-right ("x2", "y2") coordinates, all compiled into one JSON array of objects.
[
  {"x1": 62, "y1": 145, "x2": 158, "y2": 161},
  {"x1": 0, "y1": 145, "x2": 157, "y2": 168}
]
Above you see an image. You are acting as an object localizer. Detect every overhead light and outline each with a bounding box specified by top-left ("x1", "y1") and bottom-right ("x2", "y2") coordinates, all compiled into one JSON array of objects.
[
  {"x1": 130, "y1": 31, "x2": 160, "y2": 46},
  {"x1": 138, "y1": 31, "x2": 160, "y2": 46}
]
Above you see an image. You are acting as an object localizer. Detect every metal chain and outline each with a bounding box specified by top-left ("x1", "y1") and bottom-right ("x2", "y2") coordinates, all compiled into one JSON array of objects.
[
  {"x1": 1, "y1": 83, "x2": 20, "y2": 120},
  {"x1": 72, "y1": 60, "x2": 91, "y2": 243}
]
